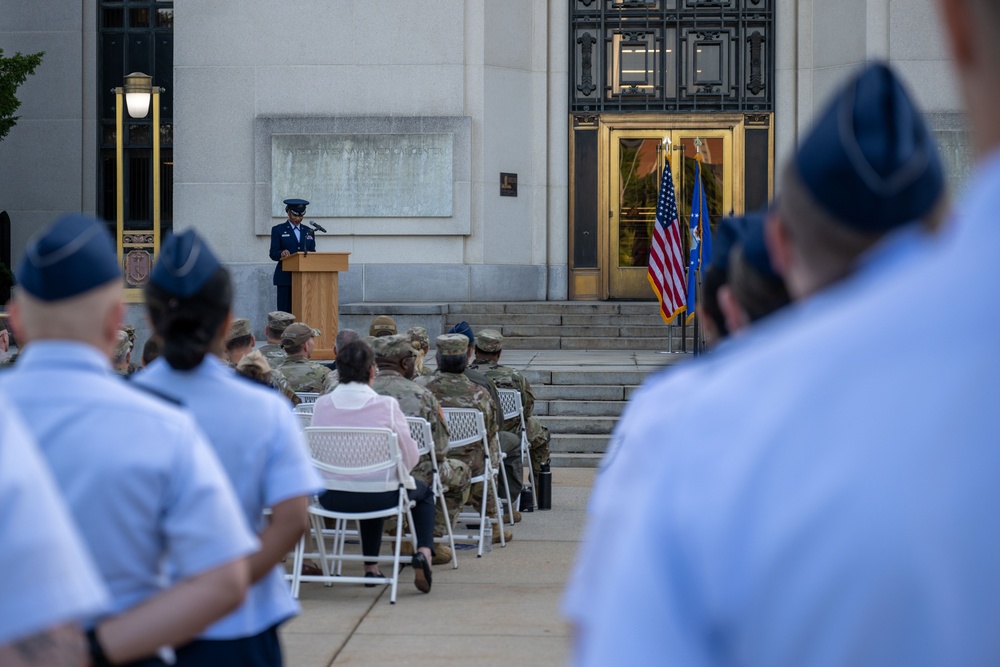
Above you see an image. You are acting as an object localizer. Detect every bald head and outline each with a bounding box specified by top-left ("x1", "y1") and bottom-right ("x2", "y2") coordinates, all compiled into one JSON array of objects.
[{"x1": 10, "y1": 282, "x2": 124, "y2": 358}]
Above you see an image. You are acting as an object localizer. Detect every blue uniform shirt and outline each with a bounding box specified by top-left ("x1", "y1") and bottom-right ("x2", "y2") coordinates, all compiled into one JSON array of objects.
[
  {"x1": 565, "y1": 152, "x2": 1000, "y2": 666},
  {"x1": 0, "y1": 398, "x2": 109, "y2": 644},
  {"x1": 136, "y1": 354, "x2": 323, "y2": 640},
  {"x1": 0, "y1": 342, "x2": 258, "y2": 619}
]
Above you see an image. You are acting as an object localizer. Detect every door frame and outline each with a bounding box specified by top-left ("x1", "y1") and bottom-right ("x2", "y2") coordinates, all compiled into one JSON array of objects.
[
  {"x1": 598, "y1": 113, "x2": 747, "y2": 300},
  {"x1": 608, "y1": 127, "x2": 736, "y2": 300}
]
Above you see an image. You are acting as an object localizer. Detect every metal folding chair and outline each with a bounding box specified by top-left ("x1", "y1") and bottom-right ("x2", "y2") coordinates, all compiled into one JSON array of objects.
[
  {"x1": 442, "y1": 407, "x2": 505, "y2": 555},
  {"x1": 406, "y1": 417, "x2": 458, "y2": 568},
  {"x1": 290, "y1": 426, "x2": 417, "y2": 604},
  {"x1": 497, "y1": 387, "x2": 537, "y2": 511}
]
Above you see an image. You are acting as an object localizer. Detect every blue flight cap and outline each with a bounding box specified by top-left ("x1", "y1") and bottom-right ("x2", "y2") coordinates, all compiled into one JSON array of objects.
[
  {"x1": 793, "y1": 62, "x2": 943, "y2": 233},
  {"x1": 150, "y1": 229, "x2": 222, "y2": 298},
  {"x1": 739, "y1": 213, "x2": 781, "y2": 281},
  {"x1": 16, "y1": 214, "x2": 121, "y2": 301},
  {"x1": 283, "y1": 198, "x2": 309, "y2": 215},
  {"x1": 709, "y1": 215, "x2": 752, "y2": 275},
  {"x1": 448, "y1": 321, "x2": 474, "y2": 348}
]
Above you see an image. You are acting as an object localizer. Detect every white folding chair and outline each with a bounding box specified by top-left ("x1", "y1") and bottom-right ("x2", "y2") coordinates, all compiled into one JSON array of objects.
[
  {"x1": 497, "y1": 387, "x2": 537, "y2": 511},
  {"x1": 406, "y1": 416, "x2": 458, "y2": 569},
  {"x1": 295, "y1": 391, "x2": 319, "y2": 404},
  {"x1": 290, "y1": 426, "x2": 417, "y2": 604},
  {"x1": 292, "y1": 402, "x2": 314, "y2": 430},
  {"x1": 442, "y1": 407, "x2": 505, "y2": 555}
]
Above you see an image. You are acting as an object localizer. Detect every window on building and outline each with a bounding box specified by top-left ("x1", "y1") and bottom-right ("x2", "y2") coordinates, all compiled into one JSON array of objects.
[{"x1": 98, "y1": 0, "x2": 173, "y2": 240}]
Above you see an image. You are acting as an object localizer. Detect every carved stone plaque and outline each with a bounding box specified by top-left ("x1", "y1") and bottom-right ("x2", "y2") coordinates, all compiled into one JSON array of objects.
[{"x1": 271, "y1": 133, "x2": 454, "y2": 218}]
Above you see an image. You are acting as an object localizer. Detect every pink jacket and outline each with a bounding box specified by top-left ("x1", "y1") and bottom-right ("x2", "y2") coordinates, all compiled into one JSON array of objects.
[{"x1": 311, "y1": 382, "x2": 419, "y2": 471}]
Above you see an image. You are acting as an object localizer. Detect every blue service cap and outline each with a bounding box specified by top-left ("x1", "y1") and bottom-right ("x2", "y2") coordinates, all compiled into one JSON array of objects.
[
  {"x1": 709, "y1": 215, "x2": 752, "y2": 275},
  {"x1": 283, "y1": 198, "x2": 309, "y2": 215},
  {"x1": 794, "y1": 62, "x2": 943, "y2": 233},
  {"x1": 16, "y1": 213, "x2": 121, "y2": 301},
  {"x1": 150, "y1": 229, "x2": 222, "y2": 298},
  {"x1": 448, "y1": 321, "x2": 474, "y2": 347},
  {"x1": 739, "y1": 213, "x2": 781, "y2": 281}
]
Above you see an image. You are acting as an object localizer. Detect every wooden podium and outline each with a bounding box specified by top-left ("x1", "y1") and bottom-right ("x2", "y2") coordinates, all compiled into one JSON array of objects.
[{"x1": 281, "y1": 252, "x2": 350, "y2": 360}]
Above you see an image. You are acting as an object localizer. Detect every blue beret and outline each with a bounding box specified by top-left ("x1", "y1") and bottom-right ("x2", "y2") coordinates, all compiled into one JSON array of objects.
[
  {"x1": 709, "y1": 215, "x2": 752, "y2": 275},
  {"x1": 739, "y1": 213, "x2": 780, "y2": 281},
  {"x1": 794, "y1": 62, "x2": 943, "y2": 233},
  {"x1": 283, "y1": 198, "x2": 309, "y2": 214},
  {"x1": 448, "y1": 321, "x2": 474, "y2": 347},
  {"x1": 150, "y1": 229, "x2": 222, "y2": 298},
  {"x1": 16, "y1": 214, "x2": 120, "y2": 301}
]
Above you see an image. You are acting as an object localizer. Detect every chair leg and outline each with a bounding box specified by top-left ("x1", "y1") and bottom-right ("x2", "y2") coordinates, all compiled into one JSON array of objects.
[
  {"x1": 489, "y1": 465, "x2": 506, "y2": 548},
  {"x1": 477, "y1": 467, "x2": 489, "y2": 557},
  {"x1": 522, "y1": 433, "x2": 537, "y2": 510},
  {"x1": 290, "y1": 532, "x2": 305, "y2": 599},
  {"x1": 435, "y1": 477, "x2": 458, "y2": 569},
  {"x1": 498, "y1": 452, "x2": 515, "y2": 527}
]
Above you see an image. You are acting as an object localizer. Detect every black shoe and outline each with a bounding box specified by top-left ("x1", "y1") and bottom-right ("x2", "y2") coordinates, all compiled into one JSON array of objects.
[
  {"x1": 364, "y1": 570, "x2": 385, "y2": 588},
  {"x1": 412, "y1": 553, "x2": 432, "y2": 593}
]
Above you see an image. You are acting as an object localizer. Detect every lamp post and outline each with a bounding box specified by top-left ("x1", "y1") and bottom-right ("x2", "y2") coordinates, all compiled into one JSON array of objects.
[{"x1": 114, "y1": 72, "x2": 165, "y2": 298}]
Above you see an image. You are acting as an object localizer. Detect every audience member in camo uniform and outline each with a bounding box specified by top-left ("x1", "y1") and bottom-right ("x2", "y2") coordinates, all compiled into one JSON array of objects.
[
  {"x1": 372, "y1": 334, "x2": 471, "y2": 564},
  {"x1": 274, "y1": 322, "x2": 336, "y2": 394},
  {"x1": 258, "y1": 310, "x2": 295, "y2": 368}
]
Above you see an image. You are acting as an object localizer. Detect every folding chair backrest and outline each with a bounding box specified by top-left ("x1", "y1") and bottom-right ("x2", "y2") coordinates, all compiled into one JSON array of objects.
[
  {"x1": 442, "y1": 408, "x2": 487, "y2": 451},
  {"x1": 406, "y1": 417, "x2": 434, "y2": 457},
  {"x1": 305, "y1": 426, "x2": 402, "y2": 492},
  {"x1": 496, "y1": 388, "x2": 523, "y2": 422},
  {"x1": 296, "y1": 392, "x2": 320, "y2": 404}
]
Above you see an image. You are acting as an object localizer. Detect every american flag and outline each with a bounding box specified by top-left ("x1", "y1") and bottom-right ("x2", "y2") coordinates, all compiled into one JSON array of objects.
[{"x1": 647, "y1": 159, "x2": 686, "y2": 324}]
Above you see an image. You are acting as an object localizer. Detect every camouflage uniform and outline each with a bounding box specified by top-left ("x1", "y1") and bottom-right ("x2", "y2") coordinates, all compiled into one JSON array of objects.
[
  {"x1": 231, "y1": 351, "x2": 300, "y2": 406},
  {"x1": 0, "y1": 352, "x2": 18, "y2": 369},
  {"x1": 374, "y1": 367, "x2": 471, "y2": 536},
  {"x1": 257, "y1": 342, "x2": 287, "y2": 368},
  {"x1": 465, "y1": 366, "x2": 522, "y2": 501},
  {"x1": 274, "y1": 354, "x2": 336, "y2": 394},
  {"x1": 417, "y1": 338, "x2": 501, "y2": 519},
  {"x1": 260, "y1": 310, "x2": 295, "y2": 368},
  {"x1": 119, "y1": 324, "x2": 139, "y2": 375},
  {"x1": 469, "y1": 329, "x2": 551, "y2": 482},
  {"x1": 407, "y1": 326, "x2": 435, "y2": 379}
]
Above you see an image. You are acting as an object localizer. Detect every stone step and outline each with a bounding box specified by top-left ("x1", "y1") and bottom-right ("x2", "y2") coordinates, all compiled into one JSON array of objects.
[
  {"x1": 444, "y1": 314, "x2": 671, "y2": 327},
  {"x1": 540, "y1": 417, "x2": 618, "y2": 435},
  {"x1": 550, "y1": 452, "x2": 604, "y2": 468},
  {"x1": 533, "y1": 384, "x2": 631, "y2": 401},
  {"x1": 545, "y1": 400, "x2": 625, "y2": 417},
  {"x1": 550, "y1": 433, "x2": 612, "y2": 453}
]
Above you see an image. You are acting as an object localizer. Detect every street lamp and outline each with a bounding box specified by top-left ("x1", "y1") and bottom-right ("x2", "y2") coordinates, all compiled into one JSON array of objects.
[{"x1": 114, "y1": 72, "x2": 165, "y2": 299}]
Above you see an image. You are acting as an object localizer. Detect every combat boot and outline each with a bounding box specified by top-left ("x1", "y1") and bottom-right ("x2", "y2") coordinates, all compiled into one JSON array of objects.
[
  {"x1": 432, "y1": 544, "x2": 453, "y2": 565},
  {"x1": 492, "y1": 521, "x2": 513, "y2": 544}
]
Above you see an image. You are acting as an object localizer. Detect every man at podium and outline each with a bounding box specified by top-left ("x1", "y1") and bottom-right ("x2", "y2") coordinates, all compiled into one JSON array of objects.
[{"x1": 269, "y1": 197, "x2": 317, "y2": 311}]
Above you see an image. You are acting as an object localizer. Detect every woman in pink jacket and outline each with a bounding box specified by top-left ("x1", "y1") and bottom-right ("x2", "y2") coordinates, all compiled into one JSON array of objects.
[{"x1": 311, "y1": 339, "x2": 435, "y2": 593}]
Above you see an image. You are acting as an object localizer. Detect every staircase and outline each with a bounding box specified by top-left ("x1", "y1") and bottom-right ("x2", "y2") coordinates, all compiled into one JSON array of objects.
[
  {"x1": 443, "y1": 301, "x2": 691, "y2": 350},
  {"x1": 341, "y1": 301, "x2": 696, "y2": 467}
]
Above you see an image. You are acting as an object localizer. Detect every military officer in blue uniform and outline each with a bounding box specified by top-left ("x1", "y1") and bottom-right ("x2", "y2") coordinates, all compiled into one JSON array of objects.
[
  {"x1": 138, "y1": 229, "x2": 322, "y2": 666},
  {"x1": 564, "y1": 62, "x2": 979, "y2": 667},
  {"x1": 2, "y1": 213, "x2": 258, "y2": 666},
  {"x1": 0, "y1": 398, "x2": 109, "y2": 666},
  {"x1": 269, "y1": 198, "x2": 317, "y2": 312}
]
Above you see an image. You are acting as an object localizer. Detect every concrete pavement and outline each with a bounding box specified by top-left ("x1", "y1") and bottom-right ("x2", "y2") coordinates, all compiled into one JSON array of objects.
[{"x1": 280, "y1": 467, "x2": 597, "y2": 667}]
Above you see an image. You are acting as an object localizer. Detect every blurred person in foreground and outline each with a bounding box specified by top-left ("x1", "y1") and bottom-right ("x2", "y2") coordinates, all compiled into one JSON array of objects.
[
  {"x1": 563, "y1": 58, "x2": 977, "y2": 666},
  {"x1": 136, "y1": 230, "x2": 322, "y2": 666},
  {"x1": 0, "y1": 398, "x2": 109, "y2": 667},
  {"x1": 1, "y1": 213, "x2": 256, "y2": 666}
]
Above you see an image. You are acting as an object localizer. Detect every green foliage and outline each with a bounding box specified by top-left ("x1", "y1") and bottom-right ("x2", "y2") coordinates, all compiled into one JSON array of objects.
[{"x1": 0, "y1": 48, "x2": 45, "y2": 143}]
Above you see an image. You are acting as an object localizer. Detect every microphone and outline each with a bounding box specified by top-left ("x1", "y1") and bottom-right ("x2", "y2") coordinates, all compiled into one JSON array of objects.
[{"x1": 307, "y1": 220, "x2": 328, "y2": 233}]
